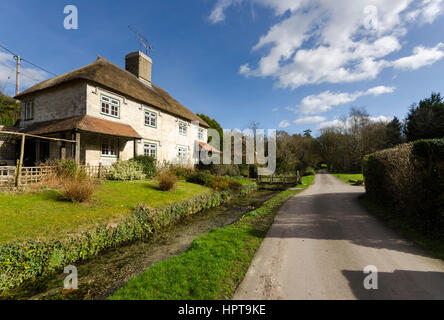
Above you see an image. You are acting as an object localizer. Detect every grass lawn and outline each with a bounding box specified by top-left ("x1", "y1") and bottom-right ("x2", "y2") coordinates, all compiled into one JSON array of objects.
[
  {"x1": 0, "y1": 180, "x2": 211, "y2": 244},
  {"x1": 331, "y1": 173, "x2": 364, "y2": 185},
  {"x1": 110, "y1": 175, "x2": 315, "y2": 300}
]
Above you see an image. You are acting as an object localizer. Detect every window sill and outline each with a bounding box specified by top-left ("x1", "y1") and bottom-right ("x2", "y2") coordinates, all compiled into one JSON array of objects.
[{"x1": 100, "y1": 112, "x2": 120, "y2": 119}]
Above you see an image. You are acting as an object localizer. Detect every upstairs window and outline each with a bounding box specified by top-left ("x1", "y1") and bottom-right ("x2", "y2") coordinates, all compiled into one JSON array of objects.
[
  {"x1": 101, "y1": 94, "x2": 120, "y2": 118},
  {"x1": 24, "y1": 101, "x2": 34, "y2": 120},
  {"x1": 144, "y1": 143, "x2": 157, "y2": 158},
  {"x1": 101, "y1": 138, "x2": 117, "y2": 157},
  {"x1": 144, "y1": 110, "x2": 157, "y2": 128},
  {"x1": 198, "y1": 128, "x2": 205, "y2": 141},
  {"x1": 179, "y1": 121, "x2": 187, "y2": 136},
  {"x1": 178, "y1": 146, "x2": 188, "y2": 160}
]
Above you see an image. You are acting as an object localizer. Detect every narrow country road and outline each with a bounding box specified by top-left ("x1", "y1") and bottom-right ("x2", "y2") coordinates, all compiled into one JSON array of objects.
[{"x1": 234, "y1": 173, "x2": 444, "y2": 300}]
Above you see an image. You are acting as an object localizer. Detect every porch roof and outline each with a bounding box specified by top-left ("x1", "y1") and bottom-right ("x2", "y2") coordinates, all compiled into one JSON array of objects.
[
  {"x1": 198, "y1": 141, "x2": 221, "y2": 153},
  {"x1": 20, "y1": 115, "x2": 142, "y2": 139}
]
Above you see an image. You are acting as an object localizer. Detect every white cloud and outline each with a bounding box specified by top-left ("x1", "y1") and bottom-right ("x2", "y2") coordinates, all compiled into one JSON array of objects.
[
  {"x1": 319, "y1": 114, "x2": 393, "y2": 129},
  {"x1": 209, "y1": 0, "x2": 236, "y2": 24},
  {"x1": 0, "y1": 51, "x2": 48, "y2": 95},
  {"x1": 393, "y1": 43, "x2": 444, "y2": 70},
  {"x1": 211, "y1": 0, "x2": 444, "y2": 89},
  {"x1": 278, "y1": 120, "x2": 290, "y2": 128},
  {"x1": 293, "y1": 116, "x2": 326, "y2": 124},
  {"x1": 298, "y1": 85, "x2": 395, "y2": 114},
  {"x1": 408, "y1": 0, "x2": 444, "y2": 23},
  {"x1": 272, "y1": 107, "x2": 279, "y2": 112}
]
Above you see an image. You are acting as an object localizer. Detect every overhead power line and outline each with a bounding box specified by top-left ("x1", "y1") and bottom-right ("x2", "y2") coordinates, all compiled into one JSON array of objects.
[{"x1": 0, "y1": 42, "x2": 57, "y2": 76}]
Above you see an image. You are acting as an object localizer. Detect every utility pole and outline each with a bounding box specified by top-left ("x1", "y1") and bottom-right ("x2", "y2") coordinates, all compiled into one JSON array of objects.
[{"x1": 14, "y1": 55, "x2": 20, "y2": 96}]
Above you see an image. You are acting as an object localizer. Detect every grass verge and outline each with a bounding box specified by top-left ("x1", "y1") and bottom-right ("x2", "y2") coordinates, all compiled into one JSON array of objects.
[
  {"x1": 331, "y1": 173, "x2": 364, "y2": 185},
  {"x1": 110, "y1": 175, "x2": 314, "y2": 300},
  {"x1": 360, "y1": 195, "x2": 444, "y2": 261}
]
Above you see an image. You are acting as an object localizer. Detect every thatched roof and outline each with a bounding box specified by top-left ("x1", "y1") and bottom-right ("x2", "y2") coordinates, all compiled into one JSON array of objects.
[
  {"x1": 21, "y1": 115, "x2": 142, "y2": 139},
  {"x1": 15, "y1": 56, "x2": 209, "y2": 128}
]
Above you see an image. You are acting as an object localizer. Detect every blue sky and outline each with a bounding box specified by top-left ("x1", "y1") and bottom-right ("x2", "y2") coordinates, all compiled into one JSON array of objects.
[{"x1": 1, "y1": 0, "x2": 444, "y2": 136}]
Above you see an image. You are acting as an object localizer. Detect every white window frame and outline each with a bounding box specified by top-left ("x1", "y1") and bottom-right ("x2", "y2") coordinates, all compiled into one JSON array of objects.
[
  {"x1": 100, "y1": 94, "x2": 120, "y2": 118},
  {"x1": 144, "y1": 142, "x2": 157, "y2": 159},
  {"x1": 179, "y1": 121, "x2": 188, "y2": 136},
  {"x1": 198, "y1": 127, "x2": 205, "y2": 141},
  {"x1": 101, "y1": 138, "x2": 118, "y2": 158},
  {"x1": 177, "y1": 146, "x2": 188, "y2": 161},
  {"x1": 144, "y1": 110, "x2": 157, "y2": 128},
  {"x1": 24, "y1": 101, "x2": 34, "y2": 120}
]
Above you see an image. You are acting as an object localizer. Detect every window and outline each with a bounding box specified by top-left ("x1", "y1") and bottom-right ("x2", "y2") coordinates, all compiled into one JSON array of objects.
[
  {"x1": 144, "y1": 143, "x2": 157, "y2": 158},
  {"x1": 144, "y1": 110, "x2": 157, "y2": 128},
  {"x1": 198, "y1": 128, "x2": 205, "y2": 141},
  {"x1": 101, "y1": 94, "x2": 120, "y2": 118},
  {"x1": 24, "y1": 101, "x2": 34, "y2": 120},
  {"x1": 179, "y1": 121, "x2": 188, "y2": 136},
  {"x1": 178, "y1": 146, "x2": 188, "y2": 160},
  {"x1": 101, "y1": 138, "x2": 117, "y2": 157}
]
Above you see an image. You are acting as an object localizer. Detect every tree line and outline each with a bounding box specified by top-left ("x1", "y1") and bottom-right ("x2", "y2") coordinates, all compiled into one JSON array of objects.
[
  {"x1": 278, "y1": 92, "x2": 444, "y2": 173},
  {"x1": 200, "y1": 92, "x2": 444, "y2": 175}
]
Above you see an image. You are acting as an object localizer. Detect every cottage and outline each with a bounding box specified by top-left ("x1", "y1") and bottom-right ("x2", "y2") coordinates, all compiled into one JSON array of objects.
[{"x1": 11, "y1": 51, "x2": 212, "y2": 166}]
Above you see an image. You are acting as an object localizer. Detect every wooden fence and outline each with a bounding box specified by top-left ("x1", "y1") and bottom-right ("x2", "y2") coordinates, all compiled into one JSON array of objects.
[
  {"x1": 257, "y1": 171, "x2": 301, "y2": 185},
  {"x1": 0, "y1": 166, "x2": 15, "y2": 187},
  {"x1": 0, "y1": 164, "x2": 111, "y2": 187}
]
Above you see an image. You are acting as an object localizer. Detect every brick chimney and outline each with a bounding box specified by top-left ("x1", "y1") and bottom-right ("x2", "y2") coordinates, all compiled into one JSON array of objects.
[{"x1": 125, "y1": 51, "x2": 152, "y2": 85}]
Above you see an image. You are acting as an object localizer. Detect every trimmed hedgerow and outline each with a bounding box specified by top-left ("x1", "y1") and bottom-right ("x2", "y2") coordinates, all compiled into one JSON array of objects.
[
  {"x1": 362, "y1": 139, "x2": 444, "y2": 239},
  {"x1": 0, "y1": 183, "x2": 257, "y2": 292}
]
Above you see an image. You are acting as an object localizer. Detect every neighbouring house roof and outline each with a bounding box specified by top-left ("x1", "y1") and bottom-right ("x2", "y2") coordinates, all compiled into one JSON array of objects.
[
  {"x1": 198, "y1": 141, "x2": 221, "y2": 153},
  {"x1": 14, "y1": 56, "x2": 209, "y2": 128},
  {"x1": 20, "y1": 115, "x2": 142, "y2": 139}
]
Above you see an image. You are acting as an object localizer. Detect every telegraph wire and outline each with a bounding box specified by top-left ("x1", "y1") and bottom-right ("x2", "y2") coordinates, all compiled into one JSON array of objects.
[{"x1": 0, "y1": 42, "x2": 57, "y2": 76}]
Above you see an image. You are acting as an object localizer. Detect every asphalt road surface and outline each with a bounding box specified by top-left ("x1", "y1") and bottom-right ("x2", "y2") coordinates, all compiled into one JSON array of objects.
[{"x1": 234, "y1": 173, "x2": 444, "y2": 300}]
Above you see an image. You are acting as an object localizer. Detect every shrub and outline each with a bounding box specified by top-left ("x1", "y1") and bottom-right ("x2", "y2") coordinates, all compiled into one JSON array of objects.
[
  {"x1": 303, "y1": 167, "x2": 316, "y2": 176},
  {"x1": 210, "y1": 164, "x2": 241, "y2": 177},
  {"x1": 186, "y1": 171, "x2": 213, "y2": 185},
  {"x1": 60, "y1": 176, "x2": 98, "y2": 203},
  {"x1": 131, "y1": 156, "x2": 157, "y2": 178},
  {"x1": 186, "y1": 171, "x2": 242, "y2": 192},
  {"x1": 363, "y1": 139, "x2": 444, "y2": 239},
  {"x1": 106, "y1": 160, "x2": 146, "y2": 181},
  {"x1": 157, "y1": 170, "x2": 178, "y2": 191},
  {"x1": 167, "y1": 164, "x2": 194, "y2": 179},
  {"x1": 56, "y1": 159, "x2": 78, "y2": 178}
]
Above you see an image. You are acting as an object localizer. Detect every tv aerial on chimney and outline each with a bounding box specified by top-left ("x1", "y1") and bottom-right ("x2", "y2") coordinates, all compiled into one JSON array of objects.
[{"x1": 128, "y1": 25, "x2": 153, "y2": 55}]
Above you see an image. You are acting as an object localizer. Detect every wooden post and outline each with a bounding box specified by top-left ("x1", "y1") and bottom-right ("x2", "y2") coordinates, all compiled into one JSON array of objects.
[
  {"x1": 75, "y1": 132, "x2": 81, "y2": 164},
  {"x1": 98, "y1": 162, "x2": 103, "y2": 179},
  {"x1": 15, "y1": 133, "x2": 25, "y2": 186}
]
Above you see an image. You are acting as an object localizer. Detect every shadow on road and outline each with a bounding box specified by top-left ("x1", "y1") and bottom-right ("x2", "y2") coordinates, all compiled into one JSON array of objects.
[
  {"x1": 341, "y1": 269, "x2": 444, "y2": 299},
  {"x1": 261, "y1": 192, "x2": 432, "y2": 259}
]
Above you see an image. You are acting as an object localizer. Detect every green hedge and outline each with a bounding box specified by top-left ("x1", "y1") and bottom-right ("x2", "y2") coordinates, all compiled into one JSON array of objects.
[
  {"x1": 363, "y1": 139, "x2": 444, "y2": 239},
  {"x1": 0, "y1": 183, "x2": 257, "y2": 292}
]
